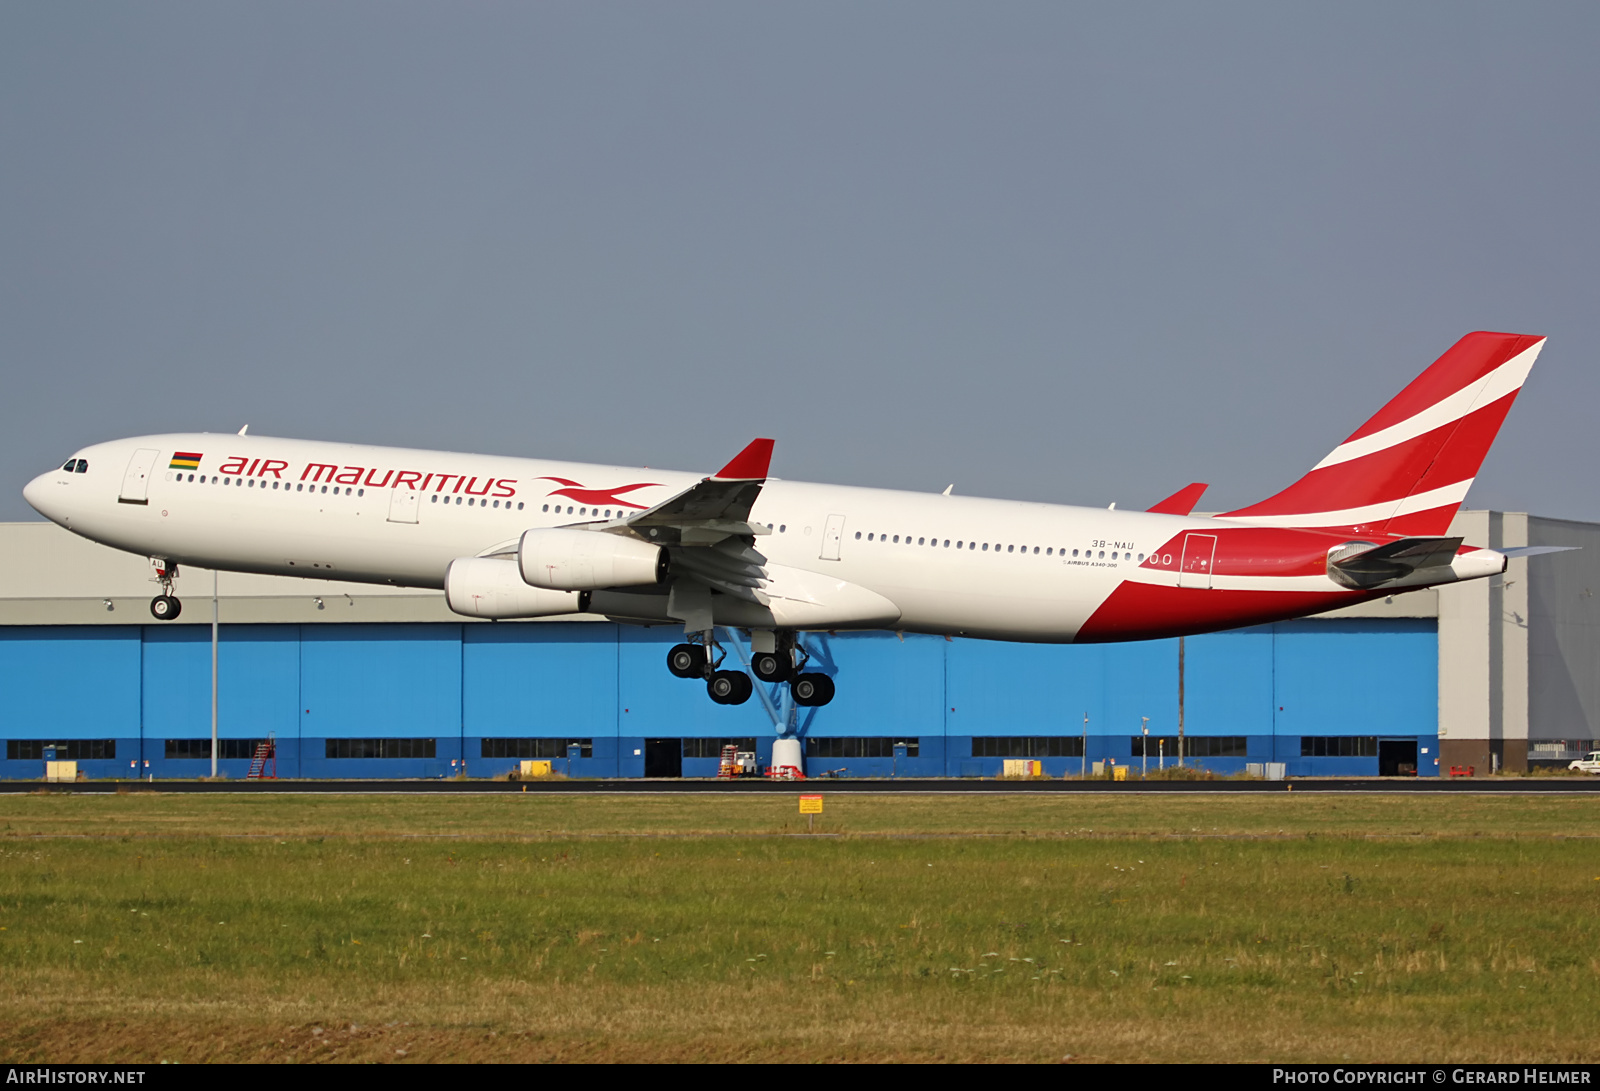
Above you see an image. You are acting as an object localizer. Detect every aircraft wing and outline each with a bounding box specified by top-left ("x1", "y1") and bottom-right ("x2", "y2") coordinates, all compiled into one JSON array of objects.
[{"x1": 611, "y1": 438, "x2": 776, "y2": 605}]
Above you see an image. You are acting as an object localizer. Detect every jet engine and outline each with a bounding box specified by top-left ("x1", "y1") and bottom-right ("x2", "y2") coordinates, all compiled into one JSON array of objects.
[
  {"x1": 445, "y1": 556, "x2": 588, "y2": 619},
  {"x1": 518, "y1": 528, "x2": 667, "y2": 591}
]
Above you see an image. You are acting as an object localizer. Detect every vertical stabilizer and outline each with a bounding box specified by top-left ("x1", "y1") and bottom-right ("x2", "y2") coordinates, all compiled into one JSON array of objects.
[{"x1": 1220, "y1": 332, "x2": 1543, "y2": 535}]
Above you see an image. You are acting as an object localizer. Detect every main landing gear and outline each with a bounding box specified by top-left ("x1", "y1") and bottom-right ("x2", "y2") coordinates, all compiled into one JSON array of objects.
[
  {"x1": 665, "y1": 632, "x2": 835, "y2": 707},
  {"x1": 149, "y1": 560, "x2": 182, "y2": 621}
]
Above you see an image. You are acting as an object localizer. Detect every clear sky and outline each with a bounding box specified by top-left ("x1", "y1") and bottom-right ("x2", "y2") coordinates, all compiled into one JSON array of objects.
[{"x1": 3, "y1": 3, "x2": 1597, "y2": 523}]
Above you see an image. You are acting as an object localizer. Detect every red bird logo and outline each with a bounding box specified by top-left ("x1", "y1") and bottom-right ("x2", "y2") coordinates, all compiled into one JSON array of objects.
[{"x1": 537, "y1": 477, "x2": 662, "y2": 509}]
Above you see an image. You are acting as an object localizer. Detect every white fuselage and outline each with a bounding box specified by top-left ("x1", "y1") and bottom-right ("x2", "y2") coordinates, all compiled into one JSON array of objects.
[{"x1": 22, "y1": 432, "x2": 1426, "y2": 643}]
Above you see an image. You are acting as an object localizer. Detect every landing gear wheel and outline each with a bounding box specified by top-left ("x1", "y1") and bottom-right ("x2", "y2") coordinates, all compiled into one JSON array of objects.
[
  {"x1": 707, "y1": 670, "x2": 753, "y2": 705},
  {"x1": 667, "y1": 643, "x2": 707, "y2": 679},
  {"x1": 791, "y1": 673, "x2": 834, "y2": 707},
  {"x1": 149, "y1": 595, "x2": 182, "y2": 621},
  {"x1": 751, "y1": 651, "x2": 792, "y2": 683}
]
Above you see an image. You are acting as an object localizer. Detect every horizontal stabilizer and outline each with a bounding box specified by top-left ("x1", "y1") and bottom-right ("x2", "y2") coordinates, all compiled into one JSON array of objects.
[
  {"x1": 1327, "y1": 536, "x2": 1463, "y2": 590},
  {"x1": 1147, "y1": 483, "x2": 1208, "y2": 516},
  {"x1": 1500, "y1": 545, "x2": 1580, "y2": 560}
]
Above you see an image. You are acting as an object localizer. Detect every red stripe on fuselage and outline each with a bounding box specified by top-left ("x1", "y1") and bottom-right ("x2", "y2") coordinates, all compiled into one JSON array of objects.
[
  {"x1": 1141, "y1": 526, "x2": 1377, "y2": 580},
  {"x1": 1076, "y1": 580, "x2": 1375, "y2": 643}
]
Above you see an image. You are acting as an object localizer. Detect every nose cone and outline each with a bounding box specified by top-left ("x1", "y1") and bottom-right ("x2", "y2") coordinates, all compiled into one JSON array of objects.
[{"x1": 23, "y1": 471, "x2": 64, "y2": 524}]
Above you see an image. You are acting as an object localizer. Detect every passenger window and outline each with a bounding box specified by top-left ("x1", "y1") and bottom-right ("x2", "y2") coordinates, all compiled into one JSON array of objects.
[
  {"x1": 917, "y1": 537, "x2": 924, "y2": 546},
  {"x1": 1098, "y1": 550, "x2": 1105, "y2": 559},
  {"x1": 943, "y1": 540, "x2": 950, "y2": 547},
  {"x1": 1007, "y1": 544, "x2": 1013, "y2": 553},
  {"x1": 1138, "y1": 553, "x2": 1145, "y2": 561},
  {"x1": 542, "y1": 504, "x2": 549, "y2": 512},
  {"x1": 358, "y1": 488, "x2": 364, "y2": 497},
  {"x1": 982, "y1": 543, "x2": 989, "y2": 551},
  {"x1": 854, "y1": 531, "x2": 862, "y2": 540},
  {"x1": 1046, "y1": 548, "x2": 1052, "y2": 556},
  {"x1": 1111, "y1": 551, "x2": 1117, "y2": 560},
  {"x1": 893, "y1": 535, "x2": 899, "y2": 543},
  {"x1": 457, "y1": 497, "x2": 463, "y2": 505},
  {"x1": 779, "y1": 525, "x2": 787, "y2": 533},
  {"x1": 518, "y1": 502, "x2": 524, "y2": 510},
  {"x1": 431, "y1": 495, "x2": 438, "y2": 503},
  {"x1": 956, "y1": 541, "x2": 963, "y2": 549},
  {"x1": 1072, "y1": 549, "x2": 1079, "y2": 557}
]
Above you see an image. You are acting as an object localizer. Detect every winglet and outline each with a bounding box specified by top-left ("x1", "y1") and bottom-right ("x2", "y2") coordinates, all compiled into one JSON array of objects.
[
  {"x1": 1147, "y1": 482, "x2": 1208, "y2": 515},
  {"x1": 712, "y1": 438, "x2": 774, "y2": 481}
]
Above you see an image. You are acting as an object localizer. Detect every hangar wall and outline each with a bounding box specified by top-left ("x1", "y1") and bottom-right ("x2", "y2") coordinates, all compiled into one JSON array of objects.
[
  {"x1": 3, "y1": 512, "x2": 1596, "y2": 780},
  {"x1": 0, "y1": 618, "x2": 1439, "y2": 780}
]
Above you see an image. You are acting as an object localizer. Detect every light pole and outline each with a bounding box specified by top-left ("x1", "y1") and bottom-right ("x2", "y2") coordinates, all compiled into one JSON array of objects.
[
  {"x1": 1141, "y1": 717, "x2": 1149, "y2": 779},
  {"x1": 210, "y1": 569, "x2": 218, "y2": 780}
]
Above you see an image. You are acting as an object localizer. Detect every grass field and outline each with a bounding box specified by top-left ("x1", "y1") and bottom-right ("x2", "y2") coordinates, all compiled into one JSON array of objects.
[{"x1": 2, "y1": 792, "x2": 1598, "y2": 1063}]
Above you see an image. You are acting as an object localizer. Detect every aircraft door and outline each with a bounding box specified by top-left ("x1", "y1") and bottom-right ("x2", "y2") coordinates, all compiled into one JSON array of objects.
[
  {"x1": 1178, "y1": 533, "x2": 1217, "y2": 589},
  {"x1": 820, "y1": 514, "x2": 846, "y2": 561},
  {"x1": 387, "y1": 488, "x2": 420, "y2": 524},
  {"x1": 118, "y1": 448, "x2": 160, "y2": 505}
]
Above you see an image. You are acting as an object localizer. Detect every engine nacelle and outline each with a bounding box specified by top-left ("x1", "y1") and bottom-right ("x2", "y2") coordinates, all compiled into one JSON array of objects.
[
  {"x1": 518, "y1": 527, "x2": 666, "y2": 591},
  {"x1": 445, "y1": 557, "x2": 588, "y2": 619}
]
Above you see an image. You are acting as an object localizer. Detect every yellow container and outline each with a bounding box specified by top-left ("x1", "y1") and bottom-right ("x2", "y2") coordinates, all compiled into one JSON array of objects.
[
  {"x1": 519, "y1": 760, "x2": 553, "y2": 778},
  {"x1": 45, "y1": 760, "x2": 78, "y2": 783},
  {"x1": 1112, "y1": 765, "x2": 1128, "y2": 781}
]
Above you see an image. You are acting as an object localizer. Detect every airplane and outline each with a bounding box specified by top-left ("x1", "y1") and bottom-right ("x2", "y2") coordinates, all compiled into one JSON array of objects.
[{"x1": 23, "y1": 331, "x2": 1557, "y2": 709}]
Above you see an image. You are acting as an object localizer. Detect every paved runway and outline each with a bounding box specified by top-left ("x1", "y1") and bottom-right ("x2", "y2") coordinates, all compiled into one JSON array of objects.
[{"x1": 5, "y1": 777, "x2": 1600, "y2": 794}]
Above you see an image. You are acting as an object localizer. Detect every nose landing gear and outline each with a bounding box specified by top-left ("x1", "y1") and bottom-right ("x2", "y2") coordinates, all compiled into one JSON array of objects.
[{"x1": 149, "y1": 560, "x2": 182, "y2": 621}]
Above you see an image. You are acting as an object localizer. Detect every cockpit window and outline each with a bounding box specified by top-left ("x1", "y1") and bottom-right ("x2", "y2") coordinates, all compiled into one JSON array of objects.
[
  {"x1": 62, "y1": 460, "x2": 76, "y2": 472},
  {"x1": 75, "y1": 460, "x2": 88, "y2": 473}
]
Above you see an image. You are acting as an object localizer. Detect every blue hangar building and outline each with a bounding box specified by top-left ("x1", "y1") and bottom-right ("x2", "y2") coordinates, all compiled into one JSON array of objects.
[{"x1": 2, "y1": 512, "x2": 1596, "y2": 781}]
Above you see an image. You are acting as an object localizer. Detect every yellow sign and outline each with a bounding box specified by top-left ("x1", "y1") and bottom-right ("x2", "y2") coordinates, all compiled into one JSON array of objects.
[{"x1": 798, "y1": 794, "x2": 823, "y2": 814}]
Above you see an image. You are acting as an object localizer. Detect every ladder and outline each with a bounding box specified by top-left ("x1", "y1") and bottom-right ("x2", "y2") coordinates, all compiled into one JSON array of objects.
[{"x1": 246, "y1": 734, "x2": 276, "y2": 780}]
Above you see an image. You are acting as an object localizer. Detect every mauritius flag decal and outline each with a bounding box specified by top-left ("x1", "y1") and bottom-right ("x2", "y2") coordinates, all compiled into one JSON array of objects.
[{"x1": 169, "y1": 451, "x2": 203, "y2": 471}]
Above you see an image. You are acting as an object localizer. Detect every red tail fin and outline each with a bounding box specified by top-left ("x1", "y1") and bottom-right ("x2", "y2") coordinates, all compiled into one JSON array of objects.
[{"x1": 1220, "y1": 332, "x2": 1544, "y2": 535}]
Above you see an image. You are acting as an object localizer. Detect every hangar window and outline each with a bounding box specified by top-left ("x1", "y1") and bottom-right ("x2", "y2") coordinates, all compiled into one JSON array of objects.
[
  {"x1": 481, "y1": 738, "x2": 593, "y2": 759},
  {"x1": 7, "y1": 740, "x2": 116, "y2": 760},
  {"x1": 1300, "y1": 736, "x2": 1378, "y2": 758},
  {"x1": 1132, "y1": 736, "x2": 1247, "y2": 758},
  {"x1": 681, "y1": 738, "x2": 756, "y2": 759},
  {"x1": 325, "y1": 738, "x2": 438, "y2": 759},
  {"x1": 805, "y1": 737, "x2": 919, "y2": 758},
  {"x1": 164, "y1": 739, "x2": 266, "y2": 760},
  {"x1": 972, "y1": 737, "x2": 1083, "y2": 758}
]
